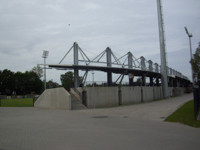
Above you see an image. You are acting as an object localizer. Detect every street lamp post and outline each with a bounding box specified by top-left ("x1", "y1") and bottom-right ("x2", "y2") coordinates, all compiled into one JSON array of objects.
[
  {"x1": 42, "y1": 50, "x2": 49, "y2": 90},
  {"x1": 184, "y1": 26, "x2": 194, "y2": 85}
]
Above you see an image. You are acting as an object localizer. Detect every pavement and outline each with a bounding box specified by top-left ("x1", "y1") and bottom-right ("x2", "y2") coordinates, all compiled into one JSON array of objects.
[{"x1": 0, "y1": 93, "x2": 200, "y2": 150}]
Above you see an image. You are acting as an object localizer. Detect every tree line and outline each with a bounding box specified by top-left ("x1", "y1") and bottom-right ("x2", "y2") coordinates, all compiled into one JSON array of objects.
[
  {"x1": 0, "y1": 66, "x2": 79, "y2": 95},
  {"x1": 0, "y1": 69, "x2": 43, "y2": 95}
]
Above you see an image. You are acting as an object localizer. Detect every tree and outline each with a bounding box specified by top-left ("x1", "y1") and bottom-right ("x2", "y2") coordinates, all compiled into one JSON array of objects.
[
  {"x1": 13, "y1": 71, "x2": 43, "y2": 94},
  {"x1": 0, "y1": 69, "x2": 15, "y2": 95},
  {"x1": 21, "y1": 71, "x2": 42, "y2": 94},
  {"x1": 60, "y1": 71, "x2": 74, "y2": 90},
  {"x1": 46, "y1": 80, "x2": 60, "y2": 89},
  {"x1": 60, "y1": 71, "x2": 83, "y2": 90},
  {"x1": 32, "y1": 65, "x2": 43, "y2": 78},
  {"x1": 191, "y1": 42, "x2": 200, "y2": 80},
  {"x1": 14, "y1": 71, "x2": 24, "y2": 94},
  {"x1": 0, "y1": 69, "x2": 43, "y2": 95}
]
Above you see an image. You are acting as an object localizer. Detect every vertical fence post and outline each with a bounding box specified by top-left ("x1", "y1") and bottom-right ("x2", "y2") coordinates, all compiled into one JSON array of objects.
[{"x1": 193, "y1": 87, "x2": 200, "y2": 120}]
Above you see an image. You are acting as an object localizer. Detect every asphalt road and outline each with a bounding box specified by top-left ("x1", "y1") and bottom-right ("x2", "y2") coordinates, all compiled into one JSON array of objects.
[{"x1": 0, "y1": 93, "x2": 199, "y2": 150}]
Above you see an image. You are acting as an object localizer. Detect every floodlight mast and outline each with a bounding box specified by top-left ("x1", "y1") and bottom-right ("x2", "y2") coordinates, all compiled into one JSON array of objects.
[
  {"x1": 184, "y1": 26, "x2": 194, "y2": 85},
  {"x1": 42, "y1": 50, "x2": 49, "y2": 90},
  {"x1": 157, "y1": 0, "x2": 169, "y2": 98}
]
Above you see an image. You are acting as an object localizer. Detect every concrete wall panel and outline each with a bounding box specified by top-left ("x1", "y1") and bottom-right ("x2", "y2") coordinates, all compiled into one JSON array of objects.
[
  {"x1": 169, "y1": 87, "x2": 185, "y2": 97},
  {"x1": 153, "y1": 87, "x2": 163, "y2": 100},
  {"x1": 86, "y1": 87, "x2": 118, "y2": 108},
  {"x1": 168, "y1": 87, "x2": 173, "y2": 97},
  {"x1": 121, "y1": 86, "x2": 141, "y2": 104},
  {"x1": 84, "y1": 86, "x2": 186, "y2": 108},
  {"x1": 34, "y1": 87, "x2": 71, "y2": 110},
  {"x1": 142, "y1": 87, "x2": 154, "y2": 102}
]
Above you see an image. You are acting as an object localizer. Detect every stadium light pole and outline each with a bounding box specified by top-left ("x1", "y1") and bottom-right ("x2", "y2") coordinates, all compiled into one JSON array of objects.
[
  {"x1": 157, "y1": 0, "x2": 169, "y2": 98},
  {"x1": 42, "y1": 50, "x2": 49, "y2": 90},
  {"x1": 184, "y1": 26, "x2": 194, "y2": 85}
]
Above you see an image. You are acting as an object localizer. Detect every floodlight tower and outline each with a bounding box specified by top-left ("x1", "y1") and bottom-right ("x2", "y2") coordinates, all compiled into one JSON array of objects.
[
  {"x1": 184, "y1": 26, "x2": 194, "y2": 85},
  {"x1": 42, "y1": 50, "x2": 49, "y2": 90},
  {"x1": 157, "y1": 0, "x2": 169, "y2": 98}
]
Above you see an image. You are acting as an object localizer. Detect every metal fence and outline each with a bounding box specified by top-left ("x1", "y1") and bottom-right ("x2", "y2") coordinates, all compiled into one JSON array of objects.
[{"x1": 193, "y1": 87, "x2": 200, "y2": 120}]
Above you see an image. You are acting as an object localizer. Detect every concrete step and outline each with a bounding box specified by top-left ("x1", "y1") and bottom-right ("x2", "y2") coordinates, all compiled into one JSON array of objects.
[{"x1": 71, "y1": 94, "x2": 87, "y2": 110}]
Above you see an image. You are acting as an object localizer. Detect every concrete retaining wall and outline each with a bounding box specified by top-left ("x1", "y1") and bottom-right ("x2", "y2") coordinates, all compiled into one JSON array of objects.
[
  {"x1": 121, "y1": 86, "x2": 141, "y2": 104},
  {"x1": 168, "y1": 87, "x2": 173, "y2": 97},
  {"x1": 169, "y1": 87, "x2": 185, "y2": 97},
  {"x1": 142, "y1": 87, "x2": 154, "y2": 102},
  {"x1": 34, "y1": 87, "x2": 71, "y2": 110},
  {"x1": 84, "y1": 86, "x2": 186, "y2": 108},
  {"x1": 153, "y1": 86, "x2": 163, "y2": 100},
  {"x1": 85, "y1": 87, "x2": 118, "y2": 108},
  {"x1": 121, "y1": 86, "x2": 163, "y2": 105}
]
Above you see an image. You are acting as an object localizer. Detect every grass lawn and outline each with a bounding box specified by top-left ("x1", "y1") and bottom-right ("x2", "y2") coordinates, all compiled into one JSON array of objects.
[
  {"x1": 0, "y1": 98, "x2": 34, "y2": 107},
  {"x1": 165, "y1": 100, "x2": 200, "y2": 128}
]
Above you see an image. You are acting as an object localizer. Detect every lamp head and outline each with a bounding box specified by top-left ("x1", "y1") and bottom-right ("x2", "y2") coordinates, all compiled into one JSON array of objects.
[
  {"x1": 42, "y1": 50, "x2": 49, "y2": 58},
  {"x1": 184, "y1": 26, "x2": 192, "y2": 38}
]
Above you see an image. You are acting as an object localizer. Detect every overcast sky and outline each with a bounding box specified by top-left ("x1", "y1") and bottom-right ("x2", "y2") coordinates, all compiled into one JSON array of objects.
[{"x1": 0, "y1": 0, "x2": 200, "y2": 84}]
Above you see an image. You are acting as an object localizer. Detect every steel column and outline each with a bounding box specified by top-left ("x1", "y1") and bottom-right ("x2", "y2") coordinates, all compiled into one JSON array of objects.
[
  {"x1": 148, "y1": 60, "x2": 153, "y2": 72},
  {"x1": 157, "y1": 0, "x2": 169, "y2": 98},
  {"x1": 140, "y1": 56, "x2": 146, "y2": 70},
  {"x1": 106, "y1": 47, "x2": 112, "y2": 86},
  {"x1": 154, "y1": 63, "x2": 159, "y2": 73},
  {"x1": 74, "y1": 42, "x2": 79, "y2": 88},
  {"x1": 128, "y1": 52, "x2": 133, "y2": 85},
  {"x1": 150, "y1": 77, "x2": 153, "y2": 86},
  {"x1": 142, "y1": 75, "x2": 146, "y2": 86},
  {"x1": 156, "y1": 77, "x2": 159, "y2": 86}
]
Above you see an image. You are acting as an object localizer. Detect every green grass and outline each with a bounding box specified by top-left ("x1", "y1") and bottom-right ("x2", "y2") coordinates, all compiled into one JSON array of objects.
[
  {"x1": 165, "y1": 100, "x2": 200, "y2": 128},
  {"x1": 0, "y1": 98, "x2": 34, "y2": 107}
]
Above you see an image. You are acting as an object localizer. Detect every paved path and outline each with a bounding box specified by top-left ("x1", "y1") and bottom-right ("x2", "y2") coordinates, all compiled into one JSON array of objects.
[{"x1": 0, "y1": 94, "x2": 200, "y2": 150}]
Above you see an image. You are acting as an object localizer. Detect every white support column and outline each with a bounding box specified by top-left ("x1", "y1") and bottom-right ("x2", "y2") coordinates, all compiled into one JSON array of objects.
[
  {"x1": 140, "y1": 56, "x2": 146, "y2": 86},
  {"x1": 140, "y1": 56, "x2": 146, "y2": 70},
  {"x1": 148, "y1": 60, "x2": 153, "y2": 72},
  {"x1": 106, "y1": 47, "x2": 112, "y2": 86},
  {"x1": 154, "y1": 63, "x2": 159, "y2": 73},
  {"x1": 157, "y1": 0, "x2": 169, "y2": 98},
  {"x1": 74, "y1": 42, "x2": 79, "y2": 88},
  {"x1": 128, "y1": 52, "x2": 133, "y2": 85}
]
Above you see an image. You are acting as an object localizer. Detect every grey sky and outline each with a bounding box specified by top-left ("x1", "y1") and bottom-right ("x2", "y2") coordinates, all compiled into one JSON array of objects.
[{"x1": 0, "y1": 0, "x2": 200, "y2": 84}]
